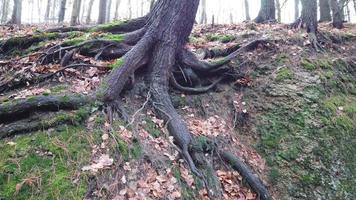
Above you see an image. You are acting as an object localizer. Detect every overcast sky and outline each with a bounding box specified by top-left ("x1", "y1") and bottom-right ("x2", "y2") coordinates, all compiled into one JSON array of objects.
[{"x1": 15, "y1": 0, "x2": 356, "y2": 24}]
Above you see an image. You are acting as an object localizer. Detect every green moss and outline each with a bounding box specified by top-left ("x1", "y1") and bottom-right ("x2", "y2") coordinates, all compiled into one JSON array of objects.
[
  {"x1": 100, "y1": 33, "x2": 124, "y2": 42},
  {"x1": 50, "y1": 85, "x2": 68, "y2": 94},
  {"x1": 131, "y1": 139, "x2": 143, "y2": 159},
  {"x1": 276, "y1": 67, "x2": 293, "y2": 82},
  {"x1": 206, "y1": 33, "x2": 235, "y2": 43},
  {"x1": 90, "y1": 20, "x2": 128, "y2": 32},
  {"x1": 109, "y1": 58, "x2": 124, "y2": 69},
  {"x1": 62, "y1": 37, "x2": 86, "y2": 46},
  {"x1": 144, "y1": 119, "x2": 161, "y2": 138},
  {"x1": 301, "y1": 59, "x2": 317, "y2": 71},
  {"x1": 68, "y1": 31, "x2": 84, "y2": 39},
  {"x1": 117, "y1": 140, "x2": 130, "y2": 160},
  {"x1": 0, "y1": 126, "x2": 93, "y2": 200}
]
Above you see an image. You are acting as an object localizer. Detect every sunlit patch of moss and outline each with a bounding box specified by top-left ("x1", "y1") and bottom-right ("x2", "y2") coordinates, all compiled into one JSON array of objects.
[
  {"x1": 109, "y1": 58, "x2": 124, "y2": 69},
  {"x1": 0, "y1": 126, "x2": 93, "y2": 199},
  {"x1": 206, "y1": 33, "x2": 235, "y2": 43},
  {"x1": 276, "y1": 67, "x2": 293, "y2": 82},
  {"x1": 62, "y1": 37, "x2": 86, "y2": 46},
  {"x1": 67, "y1": 31, "x2": 85, "y2": 39},
  {"x1": 90, "y1": 20, "x2": 128, "y2": 32},
  {"x1": 100, "y1": 33, "x2": 124, "y2": 43}
]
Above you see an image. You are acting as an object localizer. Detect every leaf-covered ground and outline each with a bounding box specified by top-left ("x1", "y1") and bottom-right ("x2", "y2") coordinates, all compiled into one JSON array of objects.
[{"x1": 1, "y1": 22, "x2": 355, "y2": 199}]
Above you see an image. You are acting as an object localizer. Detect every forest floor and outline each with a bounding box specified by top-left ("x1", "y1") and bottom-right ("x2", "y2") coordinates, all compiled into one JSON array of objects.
[{"x1": 0, "y1": 22, "x2": 355, "y2": 200}]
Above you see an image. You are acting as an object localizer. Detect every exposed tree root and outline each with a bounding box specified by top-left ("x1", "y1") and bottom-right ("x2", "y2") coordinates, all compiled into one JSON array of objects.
[
  {"x1": 0, "y1": 95, "x2": 92, "y2": 123},
  {"x1": 170, "y1": 74, "x2": 223, "y2": 94},
  {"x1": 221, "y1": 151, "x2": 273, "y2": 200}
]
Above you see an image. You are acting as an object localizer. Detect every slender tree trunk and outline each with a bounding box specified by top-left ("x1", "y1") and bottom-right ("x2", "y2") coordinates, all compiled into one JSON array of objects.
[
  {"x1": 106, "y1": 0, "x2": 112, "y2": 22},
  {"x1": 98, "y1": 0, "x2": 107, "y2": 24},
  {"x1": 44, "y1": 0, "x2": 52, "y2": 21},
  {"x1": 320, "y1": 0, "x2": 332, "y2": 22},
  {"x1": 329, "y1": 0, "x2": 344, "y2": 28},
  {"x1": 113, "y1": 0, "x2": 121, "y2": 20},
  {"x1": 255, "y1": 0, "x2": 276, "y2": 23},
  {"x1": 85, "y1": 0, "x2": 94, "y2": 23},
  {"x1": 301, "y1": 0, "x2": 318, "y2": 33},
  {"x1": 353, "y1": 0, "x2": 356, "y2": 13},
  {"x1": 244, "y1": 0, "x2": 250, "y2": 21},
  {"x1": 58, "y1": 0, "x2": 66, "y2": 22},
  {"x1": 1, "y1": 0, "x2": 9, "y2": 23},
  {"x1": 9, "y1": 0, "x2": 22, "y2": 24},
  {"x1": 276, "y1": 0, "x2": 281, "y2": 22},
  {"x1": 128, "y1": 0, "x2": 132, "y2": 19},
  {"x1": 294, "y1": 0, "x2": 300, "y2": 20},
  {"x1": 70, "y1": 0, "x2": 82, "y2": 26},
  {"x1": 200, "y1": 0, "x2": 207, "y2": 24}
]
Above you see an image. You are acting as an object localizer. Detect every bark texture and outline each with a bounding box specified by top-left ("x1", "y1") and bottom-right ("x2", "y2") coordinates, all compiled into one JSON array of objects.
[
  {"x1": 329, "y1": 0, "x2": 344, "y2": 29},
  {"x1": 85, "y1": 0, "x2": 95, "y2": 23},
  {"x1": 255, "y1": 0, "x2": 276, "y2": 23},
  {"x1": 70, "y1": 0, "x2": 82, "y2": 26},
  {"x1": 9, "y1": 0, "x2": 22, "y2": 24},
  {"x1": 58, "y1": 0, "x2": 67, "y2": 23},
  {"x1": 98, "y1": 0, "x2": 107, "y2": 24},
  {"x1": 320, "y1": 0, "x2": 332, "y2": 22}
]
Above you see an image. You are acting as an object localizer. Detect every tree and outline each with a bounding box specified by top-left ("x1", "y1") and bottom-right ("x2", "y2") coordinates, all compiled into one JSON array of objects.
[
  {"x1": 58, "y1": 0, "x2": 66, "y2": 23},
  {"x1": 113, "y1": 0, "x2": 121, "y2": 20},
  {"x1": 9, "y1": 0, "x2": 22, "y2": 25},
  {"x1": 329, "y1": 0, "x2": 344, "y2": 29},
  {"x1": 128, "y1": 0, "x2": 132, "y2": 19},
  {"x1": 255, "y1": 0, "x2": 275, "y2": 23},
  {"x1": 106, "y1": 0, "x2": 112, "y2": 22},
  {"x1": 85, "y1": 0, "x2": 94, "y2": 23},
  {"x1": 244, "y1": 0, "x2": 250, "y2": 21},
  {"x1": 200, "y1": 0, "x2": 207, "y2": 24},
  {"x1": 70, "y1": 0, "x2": 82, "y2": 25},
  {"x1": 320, "y1": 0, "x2": 332, "y2": 22},
  {"x1": 45, "y1": 0, "x2": 52, "y2": 20},
  {"x1": 0, "y1": 0, "x2": 10, "y2": 23},
  {"x1": 98, "y1": 0, "x2": 107, "y2": 24},
  {"x1": 276, "y1": 0, "x2": 281, "y2": 22},
  {"x1": 294, "y1": 0, "x2": 300, "y2": 20}
]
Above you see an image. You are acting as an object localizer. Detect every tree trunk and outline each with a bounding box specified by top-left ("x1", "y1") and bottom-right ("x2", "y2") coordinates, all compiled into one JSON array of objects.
[
  {"x1": 85, "y1": 0, "x2": 94, "y2": 23},
  {"x1": 244, "y1": 0, "x2": 250, "y2": 21},
  {"x1": 301, "y1": 0, "x2": 318, "y2": 33},
  {"x1": 1, "y1": 0, "x2": 9, "y2": 23},
  {"x1": 320, "y1": 0, "x2": 332, "y2": 22},
  {"x1": 200, "y1": 0, "x2": 207, "y2": 24},
  {"x1": 70, "y1": 0, "x2": 82, "y2": 25},
  {"x1": 128, "y1": 0, "x2": 132, "y2": 19},
  {"x1": 106, "y1": 0, "x2": 112, "y2": 22},
  {"x1": 294, "y1": 0, "x2": 300, "y2": 20},
  {"x1": 329, "y1": 0, "x2": 344, "y2": 29},
  {"x1": 9, "y1": 0, "x2": 22, "y2": 25},
  {"x1": 44, "y1": 0, "x2": 52, "y2": 20},
  {"x1": 255, "y1": 0, "x2": 276, "y2": 23},
  {"x1": 58, "y1": 0, "x2": 66, "y2": 23},
  {"x1": 149, "y1": 0, "x2": 155, "y2": 11},
  {"x1": 113, "y1": 0, "x2": 121, "y2": 20},
  {"x1": 276, "y1": 0, "x2": 281, "y2": 22},
  {"x1": 98, "y1": 0, "x2": 107, "y2": 24}
]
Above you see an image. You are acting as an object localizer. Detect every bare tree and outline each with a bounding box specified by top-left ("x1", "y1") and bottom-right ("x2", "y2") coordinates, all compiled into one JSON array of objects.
[
  {"x1": 58, "y1": 0, "x2": 67, "y2": 23},
  {"x1": 85, "y1": 0, "x2": 94, "y2": 23},
  {"x1": 113, "y1": 0, "x2": 121, "y2": 20},
  {"x1": 128, "y1": 0, "x2": 132, "y2": 19},
  {"x1": 255, "y1": 0, "x2": 276, "y2": 23},
  {"x1": 1, "y1": 0, "x2": 10, "y2": 23},
  {"x1": 244, "y1": 0, "x2": 250, "y2": 21},
  {"x1": 98, "y1": 0, "x2": 107, "y2": 24},
  {"x1": 329, "y1": 0, "x2": 344, "y2": 28},
  {"x1": 9, "y1": 0, "x2": 22, "y2": 24},
  {"x1": 45, "y1": 0, "x2": 52, "y2": 20},
  {"x1": 106, "y1": 0, "x2": 112, "y2": 22},
  {"x1": 319, "y1": 0, "x2": 332, "y2": 22},
  {"x1": 200, "y1": 0, "x2": 207, "y2": 24},
  {"x1": 70, "y1": 0, "x2": 82, "y2": 25},
  {"x1": 276, "y1": 0, "x2": 281, "y2": 22}
]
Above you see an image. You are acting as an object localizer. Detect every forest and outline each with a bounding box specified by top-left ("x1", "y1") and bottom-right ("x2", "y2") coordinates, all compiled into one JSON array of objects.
[{"x1": 0, "y1": 0, "x2": 355, "y2": 199}]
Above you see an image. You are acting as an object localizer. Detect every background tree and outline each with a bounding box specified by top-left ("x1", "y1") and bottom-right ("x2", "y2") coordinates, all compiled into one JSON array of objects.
[
  {"x1": 276, "y1": 0, "x2": 281, "y2": 22},
  {"x1": 58, "y1": 0, "x2": 66, "y2": 23},
  {"x1": 128, "y1": 0, "x2": 132, "y2": 19},
  {"x1": 320, "y1": 0, "x2": 332, "y2": 22},
  {"x1": 294, "y1": 0, "x2": 300, "y2": 20},
  {"x1": 85, "y1": 0, "x2": 95, "y2": 23},
  {"x1": 9, "y1": 0, "x2": 22, "y2": 25},
  {"x1": 44, "y1": 0, "x2": 52, "y2": 20},
  {"x1": 113, "y1": 0, "x2": 121, "y2": 20},
  {"x1": 329, "y1": 0, "x2": 344, "y2": 28},
  {"x1": 106, "y1": 0, "x2": 112, "y2": 22},
  {"x1": 70, "y1": 0, "x2": 82, "y2": 25},
  {"x1": 200, "y1": 0, "x2": 207, "y2": 24},
  {"x1": 244, "y1": 0, "x2": 250, "y2": 21},
  {"x1": 255, "y1": 0, "x2": 276, "y2": 23},
  {"x1": 0, "y1": 0, "x2": 10, "y2": 23},
  {"x1": 98, "y1": 0, "x2": 107, "y2": 24}
]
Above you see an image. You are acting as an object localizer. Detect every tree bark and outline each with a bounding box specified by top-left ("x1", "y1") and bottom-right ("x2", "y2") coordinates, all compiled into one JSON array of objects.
[
  {"x1": 0, "y1": 0, "x2": 9, "y2": 23},
  {"x1": 294, "y1": 0, "x2": 300, "y2": 20},
  {"x1": 301, "y1": 0, "x2": 318, "y2": 33},
  {"x1": 70, "y1": 0, "x2": 82, "y2": 25},
  {"x1": 113, "y1": 0, "x2": 121, "y2": 20},
  {"x1": 85, "y1": 0, "x2": 94, "y2": 23},
  {"x1": 200, "y1": 0, "x2": 207, "y2": 24},
  {"x1": 276, "y1": 0, "x2": 281, "y2": 22},
  {"x1": 329, "y1": 0, "x2": 344, "y2": 29},
  {"x1": 98, "y1": 0, "x2": 107, "y2": 24},
  {"x1": 106, "y1": 0, "x2": 112, "y2": 22},
  {"x1": 244, "y1": 0, "x2": 250, "y2": 21},
  {"x1": 255, "y1": 0, "x2": 276, "y2": 23},
  {"x1": 58, "y1": 0, "x2": 66, "y2": 22},
  {"x1": 44, "y1": 0, "x2": 52, "y2": 20},
  {"x1": 9, "y1": 0, "x2": 22, "y2": 25},
  {"x1": 320, "y1": 0, "x2": 332, "y2": 22}
]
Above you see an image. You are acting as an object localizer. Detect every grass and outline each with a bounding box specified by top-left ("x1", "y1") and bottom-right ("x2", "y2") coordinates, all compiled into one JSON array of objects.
[
  {"x1": 276, "y1": 67, "x2": 293, "y2": 82},
  {"x1": 0, "y1": 126, "x2": 95, "y2": 200}
]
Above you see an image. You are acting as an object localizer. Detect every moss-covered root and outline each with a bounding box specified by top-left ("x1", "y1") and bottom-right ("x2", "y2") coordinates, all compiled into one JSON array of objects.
[
  {"x1": 0, "y1": 95, "x2": 93, "y2": 124},
  {"x1": 221, "y1": 151, "x2": 273, "y2": 200},
  {"x1": 0, "y1": 108, "x2": 91, "y2": 139}
]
